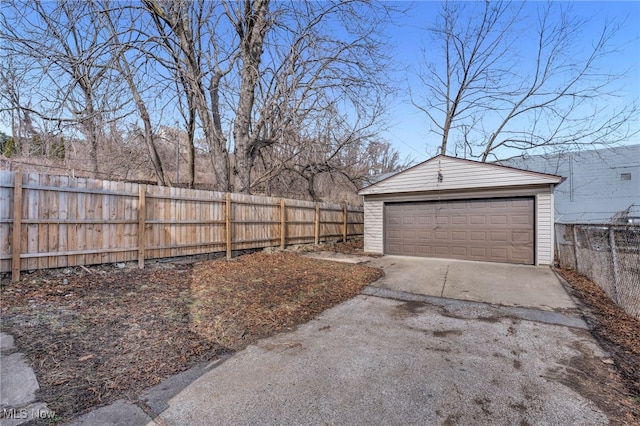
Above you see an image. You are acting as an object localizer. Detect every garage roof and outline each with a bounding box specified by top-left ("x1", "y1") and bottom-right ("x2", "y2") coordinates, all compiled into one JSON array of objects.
[{"x1": 359, "y1": 155, "x2": 564, "y2": 196}]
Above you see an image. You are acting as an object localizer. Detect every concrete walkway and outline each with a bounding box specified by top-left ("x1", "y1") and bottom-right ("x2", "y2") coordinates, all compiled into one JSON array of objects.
[
  {"x1": 302, "y1": 251, "x2": 375, "y2": 265},
  {"x1": 0, "y1": 332, "x2": 52, "y2": 426}
]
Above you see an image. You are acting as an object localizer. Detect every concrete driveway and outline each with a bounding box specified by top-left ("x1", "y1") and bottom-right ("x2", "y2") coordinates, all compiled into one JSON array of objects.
[
  {"x1": 69, "y1": 255, "x2": 615, "y2": 426},
  {"x1": 133, "y1": 295, "x2": 609, "y2": 426},
  {"x1": 367, "y1": 255, "x2": 576, "y2": 312}
]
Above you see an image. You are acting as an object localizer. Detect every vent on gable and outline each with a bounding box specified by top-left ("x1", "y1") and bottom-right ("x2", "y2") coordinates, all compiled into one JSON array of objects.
[{"x1": 621, "y1": 173, "x2": 632, "y2": 181}]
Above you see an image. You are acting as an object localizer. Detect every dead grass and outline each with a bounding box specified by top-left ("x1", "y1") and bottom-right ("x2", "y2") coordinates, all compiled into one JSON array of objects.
[
  {"x1": 0, "y1": 251, "x2": 382, "y2": 421},
  {"x1": 555, "y1": 266, "x2": 640, "y2": 422}
]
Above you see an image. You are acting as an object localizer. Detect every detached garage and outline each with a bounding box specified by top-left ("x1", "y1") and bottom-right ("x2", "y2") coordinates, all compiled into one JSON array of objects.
[{"x1": 359, "y1": 155, "x2": 564, "y2": 265}]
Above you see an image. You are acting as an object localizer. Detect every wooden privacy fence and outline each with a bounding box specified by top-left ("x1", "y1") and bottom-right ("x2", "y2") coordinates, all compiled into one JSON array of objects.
[{"x1": 0, "y1": 171, "x2": 364, "y2": 282}]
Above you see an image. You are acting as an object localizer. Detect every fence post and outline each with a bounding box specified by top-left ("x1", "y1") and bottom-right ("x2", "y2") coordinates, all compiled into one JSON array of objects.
[
  {"x1": 609, "y1": 227, "x2": 622, "y2": 305},
  {"x1": 280, "y1": 199, "x2": 286, "y2": 249},
  {"x1": 226, "y1": 193, "x2": 232, "y2": 259},
  {"x1": 11, "y1": 172, "x2": 23, "y2": 282},
  {"x1": 342, "y1": 205, "x2": 348, "y2": 242},
  {"x1": 137, "y1": 184, "x2": 146, "y2": 269},
  {"x1": 572, "y1": 225, "x2": 579, "y2": 270},
  {"x1": 314, "y1": 204, "x2": 320, "y2": 245}
]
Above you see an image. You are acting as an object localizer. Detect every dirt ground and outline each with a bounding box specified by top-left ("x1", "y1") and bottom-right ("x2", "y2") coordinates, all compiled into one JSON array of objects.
[
  {"x1": 555, "y1": 267, "x2": 640, "y2": 405},
  {"x1": 1, "y1": 242, "x2": 638, "y2": 424},
  {"x1": 0, "y1": 246, "x2": 382, "y2": 422}
]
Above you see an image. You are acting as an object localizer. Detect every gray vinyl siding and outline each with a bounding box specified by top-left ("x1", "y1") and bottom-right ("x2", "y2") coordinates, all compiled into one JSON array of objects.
[
  {"x1": 360, "y1": 156, "x2": 561, "y2": 196},
  {"x1": 536, "y1": 192, "x2": 554, "y2": 265},
  {"x1": 364, "y1": 201, "x2": 383, "y2": 254},
  {"x1": 498, "y1": 145, "x2": 640, "y2": 223}
]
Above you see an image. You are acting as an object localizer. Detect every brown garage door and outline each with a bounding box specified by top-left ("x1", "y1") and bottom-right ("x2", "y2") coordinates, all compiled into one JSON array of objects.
[{"x1": 385, "y1": 198, "x2": 534, "y2": 264}]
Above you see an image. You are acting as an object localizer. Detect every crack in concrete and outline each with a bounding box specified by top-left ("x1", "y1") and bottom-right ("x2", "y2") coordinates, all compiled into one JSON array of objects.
[
  {"x1": 361, "y1": 286, "x2": 589, "y2": 329},
  {"x1": 440, "y1": 265, "x2": 450, "y2": 298}
]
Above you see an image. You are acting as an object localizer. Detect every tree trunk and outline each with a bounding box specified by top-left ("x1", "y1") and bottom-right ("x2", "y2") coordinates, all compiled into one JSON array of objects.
[
  {"x1": 186, "y1": 105, "x2": 196, "y2": 189},
  {"x1": 82, "y1": 98, "x2": 100, "y2": 178},
  {"x1": 232, "y1": 0, "x2": 270, "y2": 193}
]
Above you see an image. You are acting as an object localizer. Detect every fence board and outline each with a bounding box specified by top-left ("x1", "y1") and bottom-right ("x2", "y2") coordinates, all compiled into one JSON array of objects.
[
  {"x1": 11, "y1": 173, "x2": 22, "y2": 281},
  {"x1": 66, "y1": 176, "x2": 77, "y2": 267},
  {"x1": 0, "y1": 171, "x2": 364, "y2": 280},
  {"x1": 75, "y1": 177, "x2": 85, "y2": 267},
  {"x1": 0, "y1": 172, "x2": 14, "y2": 273},
  {"x1": 138, "y1": 184, "x2": 146, "y2": 267},
  {"x1": 51, "y1": 175, "x2": 61, "y2": 268},
  {"x1": 91, "y1": 178, "x2": 104, "y2": 265}
]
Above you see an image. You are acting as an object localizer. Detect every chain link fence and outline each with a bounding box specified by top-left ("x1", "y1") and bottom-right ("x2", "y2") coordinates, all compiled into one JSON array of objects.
[{"x1": 555, "y1": 223, "x2": 640, "y2": 320}]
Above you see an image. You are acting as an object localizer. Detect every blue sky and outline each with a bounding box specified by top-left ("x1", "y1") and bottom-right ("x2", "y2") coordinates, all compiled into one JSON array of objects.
[
  {"x1": 2, "y1": 1, "x2": 638, "y2": 164},
  {"x1": 382, "y1": 1, "x2": 640, "y2": 163}
]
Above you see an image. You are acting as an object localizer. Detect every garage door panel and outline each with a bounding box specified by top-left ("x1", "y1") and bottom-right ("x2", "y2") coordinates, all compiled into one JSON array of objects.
[
  {"x1": 387, "y1": 243, "x2": 401, "y2": 252},
  {"x1": 434, "y1": 231, "x2": 449, "y2": 240},
  {"x1": 434, "y1": 246, "x2": 449, "y2": 255},
  {"x1": 452, "y1": 231, "x2": 467, "y2": 240},
  {"x1": 385, "y1": 198, "x2": 534, "y2": 264},
  {"x1": 469, "y1": 231, "x2": 487, "y2": 241},
  {"x1": 511, "y1": 214, "x2": 533, "y2": 225},
  {"x1": 512, "y1": 231, "x2": 532, "y2": 243},
  {"x1": 417, "y1": 245, "x2": 432, "y2": 255},
  {"x1": 435, "y1": 216, "x2": 449, "y2": 225},
  {"x1": 490, "y1": 247, "x2": 508, "y2": 258},
  {"x1": 387, "y1": 230, "x2": 401, "y2": 239},
  {"x1": 417, "y1": 216, "x2": 431, "y2": 225},
  {"x1": 511, "y1": 199, "x2": 532, "y2": 208},
  {"x1": 451, "y1": 216, "x2": 467, "y2": 225},
  {"x1": 402, "y1": 230, "x2": 415, "y2": 238},
  {"x1": 451, "y1": 246, "x2": 468, "y2": 256},
  {"x1": 490, "y1": 215, "x2": 508, "y2": 225},
  {"x1": 489, "y1": 231, "x2": 508, "y2": 242},
  {"x1": 512, "y1": 248, "x2": 533, "y2": 261},
  {"x1": 401, "y1": 244, "x2": 416, "y2": 253},
  {"x1": 469, "y1": 247, "x2": 487, "y2": 257},
  {"x1": 470, "y1": 215, "x2": 486, "y2": 225}
]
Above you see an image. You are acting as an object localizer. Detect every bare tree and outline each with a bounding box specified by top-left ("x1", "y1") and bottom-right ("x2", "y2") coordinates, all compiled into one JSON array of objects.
[
  {"x1": 143, "y1": 0, "x2": 395, "y2": 194},
  {"x1": 253, "y1": 99, "x2": 409, "y2": 201},
  {"x1": 0, "y1": 0, "x2": 128, "y2": 177},
  {"x1": 2, "y1": 0, "x2": 399, "y2": 201},
  {"x1": 0, "y1": 58, "x2": 31, "y2": 154},
  {"x1": 415, "y1": 1, "x2": 638, "y2": 161},
  {"x1": 95, "y1": 2, "x2": 171, "y2": 185},
  {"x1": 237, "y1": 0, "x2": 396, "y2": 194},
  {"x1": 143, "y1": 0, "x2": 233, "y2": 192}
]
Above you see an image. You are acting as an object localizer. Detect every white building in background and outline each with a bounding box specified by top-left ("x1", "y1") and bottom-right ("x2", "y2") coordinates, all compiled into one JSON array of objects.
[{"x1": 498, "y1": 145, "x2": 640, "y2": 224}]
